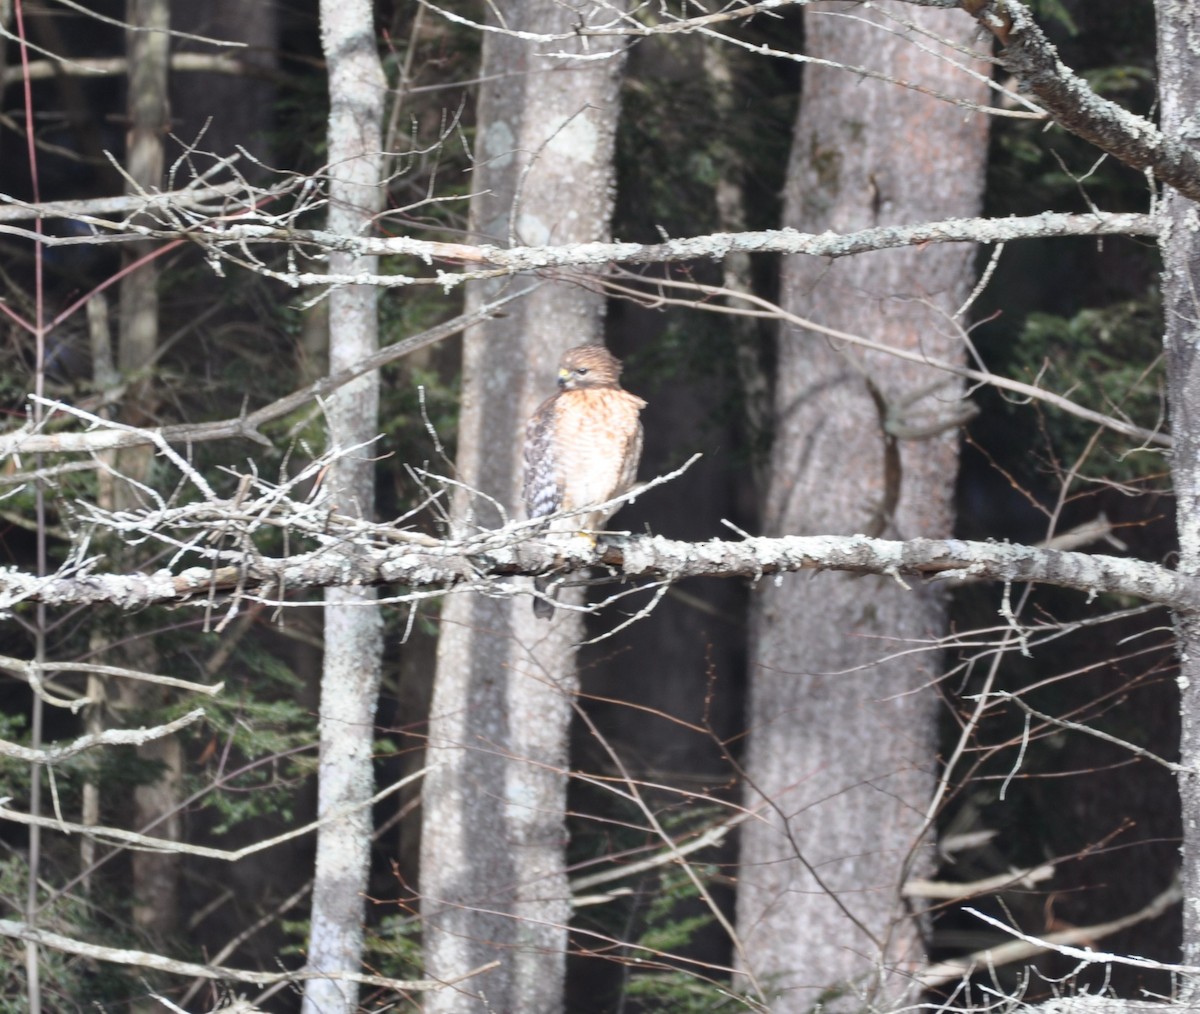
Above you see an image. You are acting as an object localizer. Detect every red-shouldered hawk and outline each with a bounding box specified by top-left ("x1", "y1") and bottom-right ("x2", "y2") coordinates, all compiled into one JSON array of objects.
[{"x1": 523, "y1": 344, "x2": 646, "y2": 618}]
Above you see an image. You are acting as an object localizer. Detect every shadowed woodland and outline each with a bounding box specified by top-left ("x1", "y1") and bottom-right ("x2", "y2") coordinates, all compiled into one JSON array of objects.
[{"x1": 0, "y1": 1, "x2": 1195, "y2": 1012}]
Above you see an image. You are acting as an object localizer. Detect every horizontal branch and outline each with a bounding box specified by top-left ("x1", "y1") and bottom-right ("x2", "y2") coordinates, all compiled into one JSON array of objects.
[
  {"x1": 0, "y1": 181, "x2": 253, "y2": 225},
  {"x1": 0, "y1": 52, "x2": 298, "y2": 90},
  {"x1": 0, "y1": 708, "x2": 205, "y2": 765},
  {"x1": 2, "y1": 529, "x2": 1194, "y2": 612},
  {"x1": 902, "y1": 862, "x2": 1054, "y2": 901},
  {"x1": 417, "y1": 0, "x2": 805, "y2": 42},
  {"x1": 0, "y1": 917, "x2": 493, "y2": 992},
  {"x1": 0, "y1": 653, "x2": 223, "y2": 706},
  {"x1": 174, "y1": 211, "x2": 1155, "y2": 287},
  {"x1": 0, "y1": 288, "x2": 532, "y2": 455},
  {"x1": 917, "y1": 878, "x2": 1184, "y2": 987},
  {"x1": 0, "y1": 767, "x2": 425, "y2": 861}
]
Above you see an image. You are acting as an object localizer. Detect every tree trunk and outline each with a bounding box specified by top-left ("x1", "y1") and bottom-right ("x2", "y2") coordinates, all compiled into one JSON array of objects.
[
  {"x1": 737, "y1": 4, "x2": 988, "y2": 1009},
  {"x1": 171, "y1": 1, "x2": 278, "y2": 166},
  {"x1": 301, "y1": 1, "x2": 385, "y2": 1011},
  {"x1": 116, "y1": 2, "x2": 178, "y2": 968},
  {"x1": 419, "y1": 5, "x2": 626, "y2": 1012},
  {"x1": 1156, "y1": 0, "x2": 1200, "y2": 979}
]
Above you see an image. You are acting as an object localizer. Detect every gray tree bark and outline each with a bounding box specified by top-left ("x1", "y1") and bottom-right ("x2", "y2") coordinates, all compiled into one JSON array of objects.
[
  {"x1": 301, "y1": 1, "x2": 385, "y2": 1011},
  {"x1": 1156, "y1": 0, "x2": 1200, "y2": 980},
  {"x1": 115, "y1": 5, "x2": 180, "y2": 974},
  {"x1": 419, "y1": 4, "x2": 626, "y2": 1012},
  {"x1": 736, "y1": 4, "x2": 989, "y2": 1009}
]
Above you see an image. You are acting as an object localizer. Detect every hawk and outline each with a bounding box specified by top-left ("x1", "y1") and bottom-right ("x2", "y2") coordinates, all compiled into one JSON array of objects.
[{"x1": 523, "y1": 344, "x2": 646, "y2": 618}]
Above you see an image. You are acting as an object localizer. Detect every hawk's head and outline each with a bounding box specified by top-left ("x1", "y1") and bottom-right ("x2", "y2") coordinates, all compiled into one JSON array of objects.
[{"x1": 557, "y1": 344, "x2": 623, "y2": 390}]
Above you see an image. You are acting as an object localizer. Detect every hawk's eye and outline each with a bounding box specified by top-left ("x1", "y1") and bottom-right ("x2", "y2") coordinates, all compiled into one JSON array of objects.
[{"x1": 575, "y1": 367, "x2": 589, "y2": 376}]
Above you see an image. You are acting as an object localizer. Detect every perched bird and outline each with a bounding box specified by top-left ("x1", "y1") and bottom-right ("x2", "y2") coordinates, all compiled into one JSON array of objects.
[{"x1": 523, "y1": 344, "x2": 646, "y2": 618}]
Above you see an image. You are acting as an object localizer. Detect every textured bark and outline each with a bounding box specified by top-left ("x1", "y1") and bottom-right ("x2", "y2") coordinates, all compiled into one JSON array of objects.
[
  {"x1": 119, "y1": 0, "x2": 167, "y2": 407},
  {"x1": 116, "y1": 3, "x2": 180, "y2": 968},
  {"x1": 1, "y1": 530, "x2": 1195, "y2": 610},
  {"x1": 81, "y1": 294, "x2": 117, "y2": 887},
  {"x1": 301, "y1": 1, "x2": 385, "y2": 1011},
  {"x1": 419, "y1": 5, "x2": 626, "y2": 1012},
  {"x1": 918, "y1": 0, "x2": 1200, "y2": 204},
  {"x1": 1156, "y1": 0, "x2": 1200, "y2": 980},
  {"x1": 737, "y1": 4, "x2": 989, "y2": 1009},
  {"x1": 144, "y1": 211, "x2": 1157, "y2": 284}
]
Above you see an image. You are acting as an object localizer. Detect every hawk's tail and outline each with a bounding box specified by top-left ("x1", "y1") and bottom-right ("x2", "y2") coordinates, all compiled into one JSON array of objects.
[{"x1": 533, "y1": 575, "x2": 555, "y2": 619}]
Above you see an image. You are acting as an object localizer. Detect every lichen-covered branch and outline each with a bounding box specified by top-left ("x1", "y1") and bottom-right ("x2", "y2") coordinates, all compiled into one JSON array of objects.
[
  {"x1": 0, "y1": 708, "x2": 205, "y2": 764},
  {"x1": 913, "y1": 0, "x2": 1200, "y2": 201},
  {"x1": 2, "y1": 528, "x2": 1193, "y2": 612},
  {"x1": 158, "y1": 211, "x2": 1156, "y2": 288}
]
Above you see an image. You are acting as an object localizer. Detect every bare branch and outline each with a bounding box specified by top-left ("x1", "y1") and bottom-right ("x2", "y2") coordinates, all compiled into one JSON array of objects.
[
  {"x1": 418, "y1": 0, "x2": 806, "y2": 42},
  {"x1": 9, "y1": 0, "x2": 249, "y2": 47},
  {"x1": 902, "y1": 863, "x2": 1055, "y2": 900},
  {"x1": 995, "y1": 691, "x2": 1187, "y2": 775},
  {"x1": 153, "y1": 211, "x2": 1155, "y2": 287},
  {"x1": 918, "y1": 880, "x2": 1186, "y2": 986},
  {"x1": 0, "y1": 181, "x2": 254, "y2": 225},
  {"x1": 0, "y1": 708, "x2": 205, "y2": 764},
  {"x1": 571, "y1": 809, "x2": 753, "y2": 900},
  {"x1": 0, "y1": 916, "x2": 497, "y2": 992},
  {"x1": 0, "y1": 52, "x2": 298, "y2": 89},
  {"x1": 598, "y1": 276, "x2": 1171, "y2": 449},
  {"x1": 36, "y1": 660, "x2": 222, "y2": 697},
  {"x1": 0, "y1": 287, "x2": 534, "y2": 456},
  {"x1": 417, "y1": 0, "x2": 1200, "y2": 204},
  {"x1": 1, "y1": 524, "x2": 1193, "y2": 613},
  {"x1": 0, "y1": 766, "x2": 426, "y2": 861},
  {"x1": 929, "y1": 0, "x2": 1200, "y2": 200}
]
